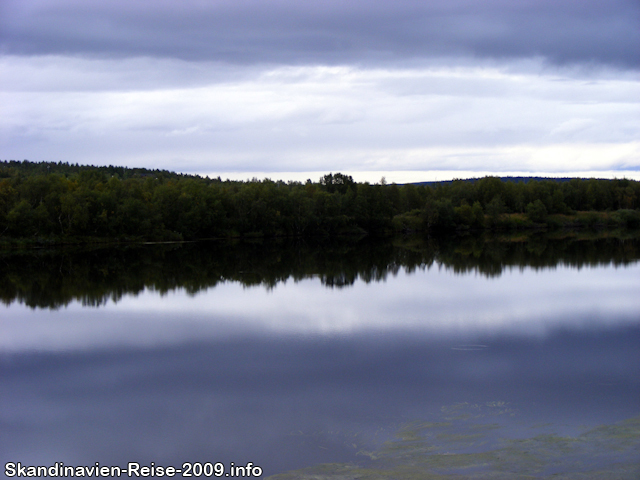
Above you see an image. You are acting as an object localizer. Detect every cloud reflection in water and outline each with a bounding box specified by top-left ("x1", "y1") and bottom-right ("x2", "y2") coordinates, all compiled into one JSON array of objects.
[
  {"x1": 1, "y1": 263, "x2": 639, "y2": 353},
  {"x1": 1, "y1": 254, "x2": 639, "y2": 475}
]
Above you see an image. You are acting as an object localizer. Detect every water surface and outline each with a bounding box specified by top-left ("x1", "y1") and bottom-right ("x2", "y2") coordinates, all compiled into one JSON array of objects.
[{"x1": 1, "y1": 233, "x2": 639, "y2": 478}]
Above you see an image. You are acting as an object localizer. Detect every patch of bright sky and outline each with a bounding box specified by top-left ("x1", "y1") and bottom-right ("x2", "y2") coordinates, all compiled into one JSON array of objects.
[{"x1": 1, "y1": 56, "x2": 638, "y2": 181}]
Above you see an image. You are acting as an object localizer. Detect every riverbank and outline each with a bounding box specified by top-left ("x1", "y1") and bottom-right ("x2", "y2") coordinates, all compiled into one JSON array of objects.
[{"x1": 1, "y1": 211, "x2": 639, "y2": 249}]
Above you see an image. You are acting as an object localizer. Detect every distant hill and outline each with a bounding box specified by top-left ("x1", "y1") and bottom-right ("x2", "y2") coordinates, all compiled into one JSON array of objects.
[
  {"x1": 407, "y1": 176, "x2": 586, "y2": 187},
  {"x1": 0, "y1": 159, "x2": 187, "y2": 181}
]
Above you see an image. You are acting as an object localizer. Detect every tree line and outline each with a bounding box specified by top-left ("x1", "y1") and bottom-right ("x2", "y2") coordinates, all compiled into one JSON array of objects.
[{"x1": 1, "y1": 160, "x2": 639, "y2": 242}]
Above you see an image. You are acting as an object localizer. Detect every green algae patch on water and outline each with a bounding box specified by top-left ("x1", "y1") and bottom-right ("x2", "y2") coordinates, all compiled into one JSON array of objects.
[{"x1": 267, "y1": 414, "x2": 640, "y2": 480}]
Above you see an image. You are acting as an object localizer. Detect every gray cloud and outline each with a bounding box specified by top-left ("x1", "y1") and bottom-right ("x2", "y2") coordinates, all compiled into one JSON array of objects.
[
  {"x1": 1, "y1": 0, "x2": 638, "y2": 69},
  {"x1": 1, "y1": 1, "x2": 638, "y2": 179},
  {"x1": 2, "y1": 58, "x2": 638, "y2": 178}
]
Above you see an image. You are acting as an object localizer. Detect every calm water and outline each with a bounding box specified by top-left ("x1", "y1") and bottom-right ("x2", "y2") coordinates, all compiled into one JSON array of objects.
[{"x1": 1, "y1": 234, "x2": 639, "y2": 478}]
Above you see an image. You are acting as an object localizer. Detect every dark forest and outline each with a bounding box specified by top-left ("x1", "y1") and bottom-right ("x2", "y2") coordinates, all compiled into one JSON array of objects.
[{"x1": 1, "y1": 160, "x2": 639, "y2": 243}]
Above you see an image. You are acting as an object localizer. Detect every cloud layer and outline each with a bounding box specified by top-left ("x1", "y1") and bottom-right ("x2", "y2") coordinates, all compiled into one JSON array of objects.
[
  {"x1": 3, "y1": 0, "x2": 639, "y2": 69},
  {"x1": 1, "y1": 0, "x2": 639, "y2": 180}
]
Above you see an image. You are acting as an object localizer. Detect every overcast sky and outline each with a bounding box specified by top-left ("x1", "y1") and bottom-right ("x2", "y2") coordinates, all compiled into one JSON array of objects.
[{"x1": 1, "y1": 0, "x2": 639, "y2": 182}]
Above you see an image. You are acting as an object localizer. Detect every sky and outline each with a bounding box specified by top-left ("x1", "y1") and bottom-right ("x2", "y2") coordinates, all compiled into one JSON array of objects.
[{"x1": 1, "y1": 0, "x2": 639, "y2": 183}]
